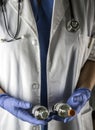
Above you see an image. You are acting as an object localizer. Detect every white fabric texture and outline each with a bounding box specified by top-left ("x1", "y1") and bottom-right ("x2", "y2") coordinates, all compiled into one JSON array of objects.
[
  {"x1": 0, "y1": 0, "x2": 94, "y2": 130},
  {"x1": 88, "y1": 41, "x2": 95, "y2": 61}
]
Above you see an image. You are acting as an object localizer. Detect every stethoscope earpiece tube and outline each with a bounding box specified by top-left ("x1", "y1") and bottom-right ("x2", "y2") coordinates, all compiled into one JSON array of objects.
[
  {"x1": 0, "y1": 0, "x2": 22, "y2": 42},
  {"x1": 0, "y1": 0, "x2": 4, "y2": 6},
  {"x1": 0, "y1": 0, "x2": 6, "y2": 6},
  {"x1": 0, "y1": 1, "x2": 3, "y2": 6}
]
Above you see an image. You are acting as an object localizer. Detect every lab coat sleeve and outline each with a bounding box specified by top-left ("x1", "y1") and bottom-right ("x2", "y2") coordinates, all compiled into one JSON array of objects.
[
  {"x1": 88, "y1": 42, "x2": 95, "y2": 61},
  {"x1": 88, "y1": 13, "x2": 95, "y2": 61}
]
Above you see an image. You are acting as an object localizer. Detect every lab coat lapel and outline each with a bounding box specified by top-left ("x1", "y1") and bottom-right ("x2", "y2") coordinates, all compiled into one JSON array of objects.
[
  {"x1": 9, "y1": 0, "x2": 68, "y2": 39},
  {"x1": 9, "y1": 0, "x2": 38, "y2": 37},
  {"x1": 50, "y1": 0, "x2": 68, "y2": 41}
]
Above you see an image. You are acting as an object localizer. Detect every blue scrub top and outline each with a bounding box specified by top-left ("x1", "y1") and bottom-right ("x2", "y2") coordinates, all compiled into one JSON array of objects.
[
  {"x1": 31, "y1": 1, "x2": 54, "y2": 129},
  {"x1": 31, "y1": 0, "x2": 54, "y2": 107}
]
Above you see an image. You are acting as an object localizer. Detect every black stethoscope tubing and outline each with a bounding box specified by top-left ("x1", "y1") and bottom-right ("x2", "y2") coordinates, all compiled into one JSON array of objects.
[
  {"x1": 66, "y1": 0, "x2": 80, "y2": 32},
  {"x1": 0, "y1": 0, "x2": 22, "y2": 42},
  {"x1": 0, "y1": 0, "x2": 79, "y2": 42},
  {"x1": 2, "y1": 2, "x2": 20, "y2": 39},
  {"x1": 69, "y1": 0, "x2": 74, "y2": 19}
]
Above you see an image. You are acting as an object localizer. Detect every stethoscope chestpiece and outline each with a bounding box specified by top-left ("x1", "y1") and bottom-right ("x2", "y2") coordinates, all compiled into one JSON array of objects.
[{"x1": 66, "y1": 19, "x2": 80, "y2": 33}]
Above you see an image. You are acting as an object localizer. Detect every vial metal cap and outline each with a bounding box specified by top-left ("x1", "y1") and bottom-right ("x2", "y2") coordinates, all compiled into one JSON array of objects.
[
  {"x1": 66, "y1": 19, "x2": 80, "y2": 32},
  {"x1": 32, "y1": 106, "x2": 49, "y2": 120},
  {"x1": 35, "y1": 107, "x2": 49, "y2": 120},
  {"x1": 67, "y1": 109, "x2": 76, "y2": 117}
]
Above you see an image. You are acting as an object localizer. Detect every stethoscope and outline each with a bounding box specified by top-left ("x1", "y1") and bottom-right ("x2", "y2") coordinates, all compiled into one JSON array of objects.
[
  {"x1": 0, "y1": 0, "x2": 80, "y2": 43},
  {"x1": 0, "y1": 0, "x2": 24, "y2": 42},
  {"x1": 66, "y1": 0, "x2": 80, "y2": 32}
]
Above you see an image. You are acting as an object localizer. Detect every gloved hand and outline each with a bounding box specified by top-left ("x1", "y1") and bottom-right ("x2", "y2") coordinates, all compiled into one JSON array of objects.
[
  {"x1": 52, "y1": 88, "x2": 91, "y2": 123},
  {"x1": 64, "y1": 88, "x2": 91, "y2": 123},
  {"x1": 0, "y1": 94, "x2": 51, "y2": 125}
]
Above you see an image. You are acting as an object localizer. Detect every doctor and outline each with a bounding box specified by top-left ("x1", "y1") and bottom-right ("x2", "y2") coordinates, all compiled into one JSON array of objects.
[{"x1": 0, "y1": 0, "x2": 95, "y2": 130}]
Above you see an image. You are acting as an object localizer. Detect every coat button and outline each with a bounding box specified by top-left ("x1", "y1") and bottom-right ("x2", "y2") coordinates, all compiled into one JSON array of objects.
[
  {"x1": 32, "y1": 126, "x2": 39, "y2": 130},
  {"x1": 32, "y1": 126, "x2": 36, "y2": 130},
  {"x1": 32, "y1": 83, "x2": 39, "y2": 89},
  {"x1": 32, "y1": 39, "x2": 38, "y2": 46}
]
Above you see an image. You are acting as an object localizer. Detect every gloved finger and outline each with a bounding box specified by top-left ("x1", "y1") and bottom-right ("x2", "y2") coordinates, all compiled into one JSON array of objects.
[
  {"x1": 73, "y1": 95, "x2": 83, "y2": 102},
  {"x1": 64, "y1": 116, "x2": 76, "y2": 123},
  {"x1": 67, "y1": 96, "x2": 82, "y2": 106},
  {"x1": 16, "y1": 108, "x2": 47, "y2": 125},
  {"x1": 14, "y1": 99, "x2": 32, "y2": 109},
  {"x1": 52, "y1": 115, "x2": 64, "y2": 122}
]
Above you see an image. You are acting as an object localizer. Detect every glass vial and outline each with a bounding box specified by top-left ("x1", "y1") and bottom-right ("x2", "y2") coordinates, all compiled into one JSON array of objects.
[
  {"x1": 32, "y1": 105, "x2": 49, "y2": 120},
  {"x1": 53, "y1": 103, "x2": 75, "y2": 118}
]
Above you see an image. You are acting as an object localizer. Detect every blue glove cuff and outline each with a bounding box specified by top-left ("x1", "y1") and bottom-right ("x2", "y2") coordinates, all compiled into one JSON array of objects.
[
  {"x1": 74, "y1": 87, "x2": 91, "y2": 100},
  {"x1": 0, "y1": 93, "x2": 8, "y2": 97},
  {"x1": 0, "y1": 94, "x2": 10, "y2": 108}
]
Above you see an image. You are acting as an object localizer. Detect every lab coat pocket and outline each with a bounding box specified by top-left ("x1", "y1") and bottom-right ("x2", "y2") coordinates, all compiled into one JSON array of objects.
[
  {"x1": 78, "y1": 34, "x2": 95, "y2": 67},
  {"x1": 63, "y1": 25, "x2": 80, "y2": 46},
  {"x1": 81, "y1": 107, "x2": 93, "y2": 130}
]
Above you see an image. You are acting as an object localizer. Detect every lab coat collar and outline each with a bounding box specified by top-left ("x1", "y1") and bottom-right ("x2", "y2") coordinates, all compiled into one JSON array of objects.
[
  {"x1": 9, "y1": 0, "x2": 68, "y2": 39},
  {"x1": 50, "y1": 0, "x2": 69, "y2": 41}
]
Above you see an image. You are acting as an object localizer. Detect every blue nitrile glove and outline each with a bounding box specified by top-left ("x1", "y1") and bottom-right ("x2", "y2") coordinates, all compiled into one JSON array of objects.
[
  {"x1": 0, "y1": 94, "x2": 51, "y2": 125},
  {"x1": 64, "y1": 88, "x2": 91, "y2": 123},
  {"x1": 52, "y1": 88, "x2": 91, "y2": 123}
]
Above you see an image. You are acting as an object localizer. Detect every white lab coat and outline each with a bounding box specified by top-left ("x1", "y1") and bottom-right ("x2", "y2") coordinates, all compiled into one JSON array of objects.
[{"x1": 0, "y1": 0, "x2": 94, "y2": 130}]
